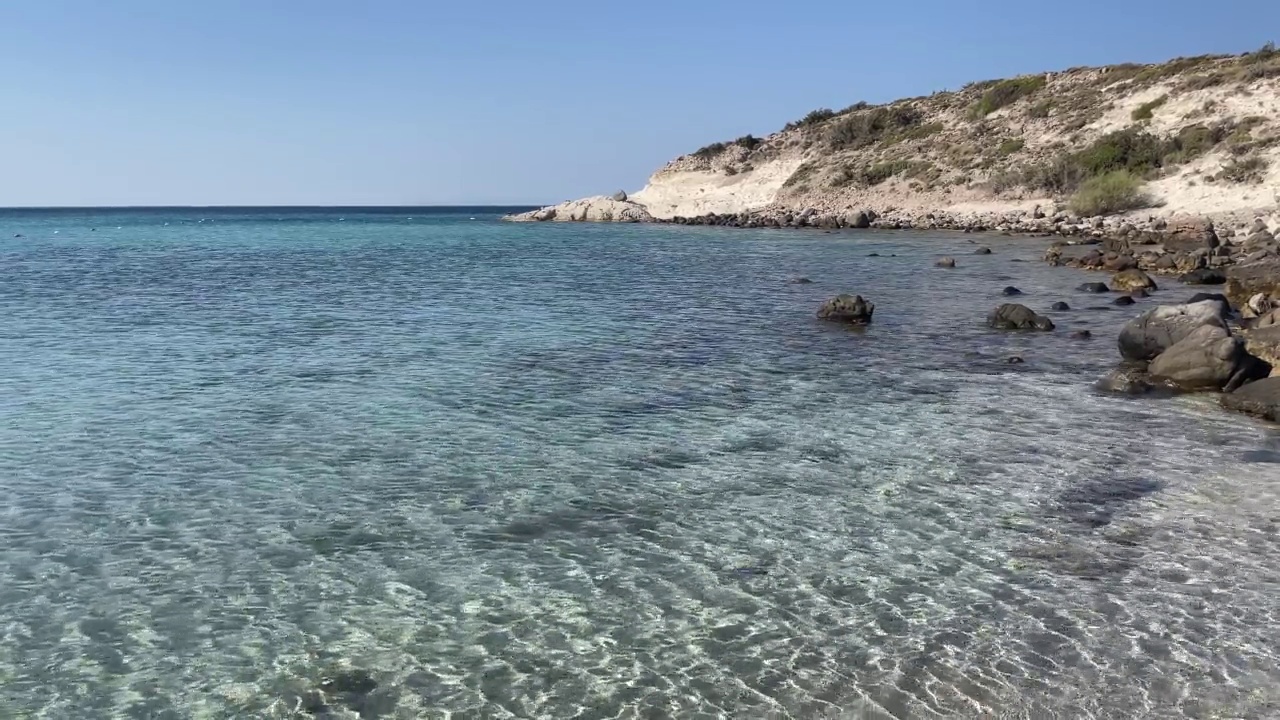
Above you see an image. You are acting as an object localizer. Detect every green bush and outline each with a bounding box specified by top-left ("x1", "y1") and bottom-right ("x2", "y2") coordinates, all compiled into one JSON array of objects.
[
  {"x1": 1069, "y1": 171, "x2": 1150, "y2": 216},
  {"x1": 783, "y1": 160, "x2": 819, "y2": 188},
  {"x1": 899, "y1": 122, "x2": 945, "y2": 141},
  {"x1": 1027, "y1": 101, "x2": 1053, "y2": 119},
  {"x1": 971, "y1": 76, "x2": 1047, "y2": 117},
  {"x1": 998, "y1": 138, "x2": 1025, "y2": 156},
  {"x1": 1240, "y1": 41, "x2": 1277, "y2": 65},
  {"x1": 1074, "y1": 127, "x2": 1170, "y2": 177},
  {"x1": 1131, "y1": 95, "x2": 1168, "y2": 121},
  {"x1": 1218, "y1": 156, "x2": 1268, "y2": 183},
  {"x1": 783, "y1": 108, "x2": 836, "y2": 132},
  {"x1": 732, "y1": 135, "x2": 762, "y2": 151},
  {"x1": 692, "y1": 142, "x2": 727, "y2": 159},
  {"x1": 1133, "y1": 55, "x2": 1218, "y2": 83},
  {"x1": 827, "y1": 105, "x2": 923, "y2": 149},
  {"x1": 859, "y1": 160, "x2": 914, "y2": 185}
]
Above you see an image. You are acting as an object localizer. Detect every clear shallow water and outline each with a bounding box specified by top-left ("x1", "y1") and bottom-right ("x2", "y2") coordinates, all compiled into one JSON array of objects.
[{"x1": 1, "y1": 208, "x2": 1279, "y2": 719}]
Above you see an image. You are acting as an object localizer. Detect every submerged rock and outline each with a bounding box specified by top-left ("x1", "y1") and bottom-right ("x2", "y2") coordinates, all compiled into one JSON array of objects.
[
  {"x1": 817, "y1": 294, "x2": 875, "y2": 325},
  {"x1": 789, "y1": 276, "x2": 814, "y2": 284},
  {"x1": 1096, "y1": 365, "x2": 1159, "y2": 395},
  {"x1": 1114, "y1": 296, "x2": 1136, "y2": 306},
  {"x1": 1079, "y1": 282, "x2": 1110, "y2": 293},
  {"x1": 1051, "y1": 301, "x2": 1071, "y2": 311},
  {"x1": 1002, "y1": 286, "x2": 1023, "y2": 296},
  {"x1": 1180, "y1": 267, "x2": 1226, "y2": 285},
  {"x1": 936, "y1": 257, "x2": 957, "y2": 268},
  {"x1": 1112, "y1": 269, "x2": 1157, "y2": 292},
  {"x1": 987, "y1": 303, "x2": 1054, "y2": 331},
  {"x1": 1071, "y1": 330, "x2": 1093, "y2": 340},
  {"x1": 975, "y1": 247, "x2": 993, "y2": 255}
]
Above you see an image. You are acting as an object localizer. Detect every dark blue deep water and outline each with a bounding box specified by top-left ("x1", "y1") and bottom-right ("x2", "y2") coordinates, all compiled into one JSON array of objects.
[{"x1": 1, "y1": 207, "x2": 1279, "y2": 719}]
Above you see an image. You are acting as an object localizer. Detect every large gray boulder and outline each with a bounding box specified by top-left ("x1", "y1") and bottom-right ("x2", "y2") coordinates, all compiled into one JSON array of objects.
[
  {"x1": 817, "y1": 294, "x2": 875, "y2": 325},
  {"x1": 1147, "y1": 325, "x2": 1269, "y2": 391},
  {"x1": 1117, "y1": 300, "x2": 1228, "y2": 362},
  {"x1": 987, "y1": 304, "x2": 1054, "y2": 330},
  {"x1": 1221, "y1": 377, "x2": 1280, "y2": 422}
]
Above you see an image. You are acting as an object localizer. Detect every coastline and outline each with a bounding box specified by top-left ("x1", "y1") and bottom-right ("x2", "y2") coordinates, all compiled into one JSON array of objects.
[{"x1": 507, "y1": 201, "x2": 1280, "y2": 424}]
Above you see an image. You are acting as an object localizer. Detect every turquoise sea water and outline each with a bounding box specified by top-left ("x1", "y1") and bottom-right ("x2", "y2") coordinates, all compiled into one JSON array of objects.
[{"x1": 1, "y1": 207, "x2": 1279, "y2": 719}]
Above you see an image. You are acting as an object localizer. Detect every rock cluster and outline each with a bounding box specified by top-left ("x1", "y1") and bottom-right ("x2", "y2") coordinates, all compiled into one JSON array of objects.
[{"x1": 1102, "y1": 299, "x2": 1271, "y2": 396}]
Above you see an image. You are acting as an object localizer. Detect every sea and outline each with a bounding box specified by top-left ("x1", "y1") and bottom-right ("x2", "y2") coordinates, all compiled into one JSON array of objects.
[{"x1": 1, "y1": 206, "x2": 1279, "y2": 719}]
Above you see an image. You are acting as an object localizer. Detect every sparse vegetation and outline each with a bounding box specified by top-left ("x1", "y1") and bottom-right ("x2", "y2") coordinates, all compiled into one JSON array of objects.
[
  {"x1": 1217, "y1": 156, "x2": 1268, "y2": 183},
  {"x1": 827, "y1": 105, "x2": 923, "y2": 150},
  {"x1": 998, "y1": 138, "x2": 1025, "y2": 156},
  {"x1": 899, "y1": 122, "x2": 945, "y2": 141},
  {"x1": 970, "y1": 76, "x2": 1047, "y2": 117},
  {"x1": 1131, "y1": 95, "x2": 1168, "y2": 121},
  {"x1": 782, "y1": 160, "x2": 819, "y2": 188},
  {"x1": 1028, "y1": 101, "x2": 1054, "y2": 119},
  {"x1": 732, "y1": 135, "x2": 762, "y2": 151},
  {"x1": 1240, "y1": 41, "x2": 1277, "y2": 65},
  {"x1": 1068, "y1": 171, "x2": 1150, "y2": 216},
  {"x1": 1132, "y1": 55, "x2": 1218, "y2": 84},
  {"x1": 691, "y1": 142, "x2": 727, "y2": 159},
  {"x1": 783, "y1": 108, "x2": 836, "y2": 132}
]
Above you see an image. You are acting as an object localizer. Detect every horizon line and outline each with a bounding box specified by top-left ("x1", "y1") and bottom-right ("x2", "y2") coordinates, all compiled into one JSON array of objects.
[{"x1": 0, "y1": 203, "x2": 545, "y2": 210}]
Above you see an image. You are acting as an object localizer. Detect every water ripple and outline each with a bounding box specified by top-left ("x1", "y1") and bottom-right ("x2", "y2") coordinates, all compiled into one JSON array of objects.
[{"x1": 1, "y1": 209, "x2": 1279, "y2": 718}]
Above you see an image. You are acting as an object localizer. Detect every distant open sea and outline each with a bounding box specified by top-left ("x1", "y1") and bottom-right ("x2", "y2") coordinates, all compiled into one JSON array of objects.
[{"x1": 2, "y1": 206, "x2": 1279, "y2": 719}]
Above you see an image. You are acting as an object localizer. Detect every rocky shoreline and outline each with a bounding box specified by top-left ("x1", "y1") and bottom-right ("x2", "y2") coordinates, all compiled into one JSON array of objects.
[{"x1": 513, "y1": 201, "x2": 1280, "y2": 423}]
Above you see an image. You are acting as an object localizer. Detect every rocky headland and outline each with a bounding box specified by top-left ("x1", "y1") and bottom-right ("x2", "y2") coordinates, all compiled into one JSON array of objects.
[{"x1": 508, "y1": 45, "x2": 1280, "y2": 422}]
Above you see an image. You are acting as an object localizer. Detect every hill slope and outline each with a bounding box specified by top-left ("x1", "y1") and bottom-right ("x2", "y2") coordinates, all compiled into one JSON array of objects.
[{"x1": 511, "y1": 46, "x2": 1280, "y2": 234}]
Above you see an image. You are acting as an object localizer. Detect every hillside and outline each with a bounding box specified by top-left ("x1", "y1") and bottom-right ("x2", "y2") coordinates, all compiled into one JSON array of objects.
[{"x1": 509, "y1": 45, "x2": 1280, "y2": 234}]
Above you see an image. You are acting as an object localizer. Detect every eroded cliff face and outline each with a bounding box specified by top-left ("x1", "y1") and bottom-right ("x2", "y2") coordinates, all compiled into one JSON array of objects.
[{"x1": 509, "y1": 47, "x2": 1280, "y2": 232}]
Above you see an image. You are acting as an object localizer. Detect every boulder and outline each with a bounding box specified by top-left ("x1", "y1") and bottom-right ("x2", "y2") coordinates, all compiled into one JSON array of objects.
[
  {"x1": 1254, "y1": 308, "x2": 1280, "y2": 329},
  {"x1": 987, "y1": 304, "x2": 1055, "y2": 331},
  {"x1": 1224, "y1": 259, "x2": 1280, "y2": 310},
  {"x1": 1243, "y1": 324, "x2": 1280, "y2": 368},
  {"x1": 847, "y1": 211, "x2": 871, "y2": 229},
  {"x1": 1079, "y1": 282, "x2": 1110, "y2": 293},
  {"x1": 1112, "y1": 269, "x2": 1157, "y2": 292},
  {"x1": 611, "y1": 190, "x2": 628, "y2": 202},
  {"x1": 1148, "y1": 324, "x2": 1269, "y2": 391},
  {"x1": 1117, "y1": 300, "x2": 1229, "y2": 361},
  {"x1": 936, "y1": 257, "x2": 957, "y2": 268},
  {"x1": 1162, "y1": 217, "x2": 1220, "y2": 254},
  {"x1": 1245, "y1": 230, "x2": 1276, "y2": 251},
  {"x1": 1180, "y1": 268, "x2": 1226, "y2": 285},
  {"x1": 1104, "y1": 254, "x2": 1137, "y2": 272},
  {"x1": 817, "y1": 294, "x2": 875, "y2": 325},
  {"x1": 1187, "y1": 292, "x2": 1231, "y2": 307},
  {"x1": 1223, "y1": 376, "x2": 1280, "y2": 420}
]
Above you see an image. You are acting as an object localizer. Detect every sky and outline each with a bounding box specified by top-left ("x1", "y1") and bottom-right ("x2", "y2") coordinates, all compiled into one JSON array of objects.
[{"x1": 0, "y1": 1, "x2": 1277, "y2": 207}]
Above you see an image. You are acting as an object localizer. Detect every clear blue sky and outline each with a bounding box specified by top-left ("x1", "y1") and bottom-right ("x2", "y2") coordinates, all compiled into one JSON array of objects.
[{"x1": 1, "y1": 0, "x2": 1276, "y2": 207}]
